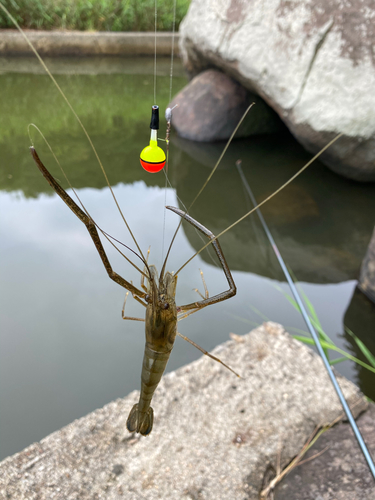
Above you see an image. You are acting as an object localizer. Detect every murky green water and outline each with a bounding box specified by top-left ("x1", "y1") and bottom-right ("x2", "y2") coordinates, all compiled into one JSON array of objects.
[{"x1": 1, "y1": 57, "x2": 374, "y2": 461}]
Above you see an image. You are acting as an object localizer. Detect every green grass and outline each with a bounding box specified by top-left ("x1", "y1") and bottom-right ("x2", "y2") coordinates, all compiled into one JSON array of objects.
[
  {"x1": 280, "y1": 284, "x2": 375, "y2": 375},
  {"x1": 0, "y1": 0, "x2": 189, "y2": 31}
]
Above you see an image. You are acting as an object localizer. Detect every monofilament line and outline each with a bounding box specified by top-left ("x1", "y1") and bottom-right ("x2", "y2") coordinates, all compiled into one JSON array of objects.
[
  {"x1": 168, "y1": 0, "x2": 177, "y2": 103},
  {"x1": 153, "y1": 0, "x2": 157, "y2": 105},
  {"x1": 161, "y1": 0, "x2": 177, "y2": 268}
]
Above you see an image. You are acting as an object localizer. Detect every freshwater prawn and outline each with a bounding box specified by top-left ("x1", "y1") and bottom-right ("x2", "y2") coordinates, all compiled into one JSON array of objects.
[{"x1": 28, "y1": 124, "x2": 341, "y2": 436}]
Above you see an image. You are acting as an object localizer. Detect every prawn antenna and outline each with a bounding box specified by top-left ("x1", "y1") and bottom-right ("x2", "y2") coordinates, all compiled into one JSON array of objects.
[
  {"x1": 28, "y1": 124, "x2": 150, "y2": 279},
  {"x1": 176, "y1": 132, "x2": 343, "y2": 276},
  {"x1": 0, "y1": 2, "x2": 147, "y2": 265}
]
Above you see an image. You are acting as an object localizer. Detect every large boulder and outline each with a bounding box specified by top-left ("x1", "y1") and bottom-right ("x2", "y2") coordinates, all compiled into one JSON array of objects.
[
  {"x1": 169, "y1": 69, "x2": 282, "y2": 141},
  {"x1": 359, "y1": 227, "x2": 375, "y2": 303},
  {"x1": 179, "y1": 0, "x2": 375, "y2": 182},
  {"x1": 344, "y1": 288, "x2": 375, "y2": 399}
]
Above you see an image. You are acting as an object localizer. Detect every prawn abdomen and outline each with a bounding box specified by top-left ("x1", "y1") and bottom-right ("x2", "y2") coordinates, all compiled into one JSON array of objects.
[{"x1": 127, "y1": 346, "x2": 172, "y2": 436}]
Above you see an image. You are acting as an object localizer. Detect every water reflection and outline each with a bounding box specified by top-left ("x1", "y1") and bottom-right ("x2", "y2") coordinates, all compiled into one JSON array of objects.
[
  {"x1": 172, "y1": 135, "x2": 375, "y2": 284},
  {"x1": 0, "y1": 57, "x2": 374, "y2": 461}
]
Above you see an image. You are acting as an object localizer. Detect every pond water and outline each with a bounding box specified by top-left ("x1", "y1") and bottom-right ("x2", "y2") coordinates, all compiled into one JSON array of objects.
[{"x1": 1, "y1": 56, "x2": 374, "y2": 461}]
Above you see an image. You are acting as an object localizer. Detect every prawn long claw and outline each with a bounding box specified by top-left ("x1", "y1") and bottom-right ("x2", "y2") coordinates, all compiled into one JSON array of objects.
[{"x1": 166, "y1": 206, "x2": 236, "y2": 311}]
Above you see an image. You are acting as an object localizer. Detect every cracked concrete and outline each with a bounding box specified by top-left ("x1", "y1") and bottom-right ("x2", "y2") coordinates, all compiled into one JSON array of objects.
[{"x1": 0, "y1": 30, "x2": 180, "y2": 57}]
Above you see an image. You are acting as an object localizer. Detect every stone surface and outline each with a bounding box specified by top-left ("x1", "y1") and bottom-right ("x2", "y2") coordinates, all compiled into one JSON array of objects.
[
  {"x1": 0, "y1": 323, "x2": 368, "y2": 500},
  {"x1": 169, "y1": 69, "x2": 282, "y2": 141},
  {"x1": 359, "y1": 227, "x2": 375, "y2": 303},
  {"x1": 276, "y1": 403, "x2": 375, "y2": 500},
  {"x1": 179, "y1": 0, "x2": 375, "y2": 181},
  {"x1": 0, "y1": 30, "x2": 179, "y2": 56},
  {"x1": 344, "y1": 287, "x2": 375, "y2": 401}
]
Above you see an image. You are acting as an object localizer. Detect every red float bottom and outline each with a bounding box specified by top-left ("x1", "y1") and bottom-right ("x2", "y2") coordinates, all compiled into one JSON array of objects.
[{"x1": 140, "y1": 158, "x2": 166, "y2": 173}]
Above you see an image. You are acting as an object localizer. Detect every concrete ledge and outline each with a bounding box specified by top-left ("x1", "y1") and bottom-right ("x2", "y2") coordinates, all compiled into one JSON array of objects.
[
  {"x1": 0, "y1": 55, "x2": 185, "y2": 76},
  {"x1": 0, "y1": 323, "x2": 370, "y2": 499},
  {"x1": 0, "y1": 30, "x2": 180, "y2": 56}
]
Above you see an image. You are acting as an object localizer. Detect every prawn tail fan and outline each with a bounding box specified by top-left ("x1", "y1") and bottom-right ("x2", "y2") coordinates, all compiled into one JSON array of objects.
[{"x1": 126, "y1": 404, "x2": 154, "y2": 436}]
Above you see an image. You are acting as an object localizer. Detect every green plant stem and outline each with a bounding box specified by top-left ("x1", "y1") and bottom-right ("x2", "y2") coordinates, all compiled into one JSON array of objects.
[{"x1": 293, "y1": 335, "x2": 375, "y2": 375}]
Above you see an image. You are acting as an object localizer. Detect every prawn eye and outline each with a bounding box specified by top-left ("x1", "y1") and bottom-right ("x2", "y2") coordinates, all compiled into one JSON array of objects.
[
  {"x1": 145, "y1": 294, "x2": 151, "y2": 303},
  {"x1": 162, "y1": 302, "x2": 169, "y2": 310}
]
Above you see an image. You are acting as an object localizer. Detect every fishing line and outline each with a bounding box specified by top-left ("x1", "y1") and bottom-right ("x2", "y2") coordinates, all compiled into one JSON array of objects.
[
  {"x1": 160, "y1": 0, "x2": 178, "y2": 268},
  {"x1": 161, "y1": 157, "x2": 168, "y2": 265},
  {"x1": 168, "y1": 0, "x2": 177, "y2": 104},
  {"x1": 153, "y1": 0, "x2": 157, "y2": 105}
]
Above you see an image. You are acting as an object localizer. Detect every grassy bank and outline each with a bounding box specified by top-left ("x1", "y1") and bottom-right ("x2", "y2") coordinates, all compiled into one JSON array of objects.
[{"x1": 0, "y1": 0, "x2": 189, "y2": 31}]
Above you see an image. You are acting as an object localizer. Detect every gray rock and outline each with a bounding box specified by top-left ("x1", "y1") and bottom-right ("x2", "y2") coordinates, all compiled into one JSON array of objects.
[
  {"x1": 179, "y1": 0, "x2": 375, "y2": 181},
  {"x1": 344, "y1": 287, "x2": 375, "y2": 401},
  {"x1": 276, "y1": 403, "x2": 375, "y2": 500},
  {"x1": 359, "y1": 227, "x2": 375, "y2": 303},
  {"x1": 0, "y1": 323, "x2": 368, "y2": 500},
  {"x1": 169, "y1": 69, "x2": 282, "y2": 141}
]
